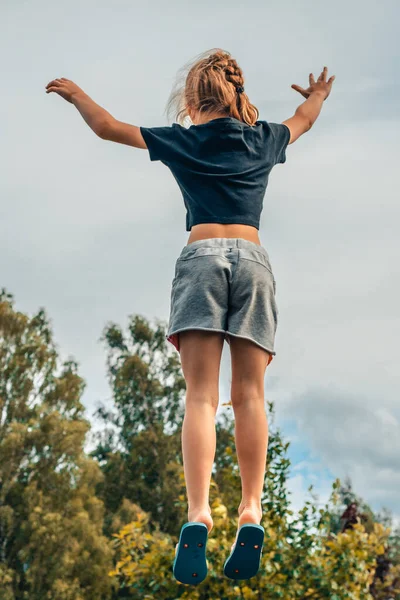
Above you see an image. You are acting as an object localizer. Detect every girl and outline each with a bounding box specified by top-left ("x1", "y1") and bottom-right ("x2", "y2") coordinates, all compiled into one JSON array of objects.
[{"x1": 46, "y1": 48, "x2": 335, "y2": 585}]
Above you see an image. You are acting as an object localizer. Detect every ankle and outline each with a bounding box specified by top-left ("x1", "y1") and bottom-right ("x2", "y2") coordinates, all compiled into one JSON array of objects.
[
  {"x1": 238, "y1": 510, "x2": 262, "y2": 527},
  {"x1": 188, "y1": 504, "x2": 212, "y2": 516},
  {"x1": 238, "y1": 500, "x2": 262, "y2": 520},
  {"x1": 188, "y1": 506, "x2": 213, "y2": 533}
]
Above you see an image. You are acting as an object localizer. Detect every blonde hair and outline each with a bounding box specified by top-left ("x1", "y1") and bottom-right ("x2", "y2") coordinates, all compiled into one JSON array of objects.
[{"x1": 165, "y1": 48, "x2": 259, "y2": 127}]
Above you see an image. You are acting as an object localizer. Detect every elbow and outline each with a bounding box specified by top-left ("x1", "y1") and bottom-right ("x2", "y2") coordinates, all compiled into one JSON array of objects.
[{"x1": 97, "y1": 120, "x2": 111, "y2": 139}]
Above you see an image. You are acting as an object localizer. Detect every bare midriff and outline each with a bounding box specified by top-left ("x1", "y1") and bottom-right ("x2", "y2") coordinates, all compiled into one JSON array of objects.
[{"x1": 187, "y1": 223, "x2": 261, "y2": 246}]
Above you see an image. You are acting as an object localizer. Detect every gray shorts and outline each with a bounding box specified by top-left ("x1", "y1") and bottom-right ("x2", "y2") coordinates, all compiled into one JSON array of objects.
[{"x1": 166, "y1": 237, "x2": 278, "y2": 363}]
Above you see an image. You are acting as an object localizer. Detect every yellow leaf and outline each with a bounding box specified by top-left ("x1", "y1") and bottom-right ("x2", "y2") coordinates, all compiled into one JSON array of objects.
[
  {"x1": 207, "y1": 538, "x2": 218, "y2": 551},
  {"x1": 242, "y1": 585, "x2": 256, "y2": 599},
  {"x1": 213, "y1": 504, "x2": 228, "y2": 520}
]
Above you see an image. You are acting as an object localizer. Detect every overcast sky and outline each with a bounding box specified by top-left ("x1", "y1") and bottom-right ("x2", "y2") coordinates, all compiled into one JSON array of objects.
[{"x1": 1, "y1": 0, "x2": 399, "y2": 523}]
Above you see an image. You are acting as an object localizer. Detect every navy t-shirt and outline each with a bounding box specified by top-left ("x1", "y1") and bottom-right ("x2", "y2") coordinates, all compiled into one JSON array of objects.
[{"x1": 140, "y1": 117, "x2": 290, "y2": 231}]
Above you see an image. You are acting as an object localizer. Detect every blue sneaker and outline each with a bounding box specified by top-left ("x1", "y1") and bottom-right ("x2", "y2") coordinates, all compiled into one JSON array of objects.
[
  {"x1": 223, "y1": 524, "x2": 264, "y2": 580},
  {"x1": 173, "y1": 522, "x2": 208, "y2": 585}
]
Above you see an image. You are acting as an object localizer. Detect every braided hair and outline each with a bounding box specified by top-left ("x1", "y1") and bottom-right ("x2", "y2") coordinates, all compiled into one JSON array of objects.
[{"x1": 165, "y1": 48, "x2": 259, "y2": 127}]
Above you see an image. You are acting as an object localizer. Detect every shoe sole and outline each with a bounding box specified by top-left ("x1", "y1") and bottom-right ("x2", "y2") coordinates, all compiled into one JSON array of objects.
[
  {"x1": 223, "y1": 524, "x2": 264, "y2": 580},
  {"x1": 173, "y1": 522, "x2": 208, "y2": 585}
]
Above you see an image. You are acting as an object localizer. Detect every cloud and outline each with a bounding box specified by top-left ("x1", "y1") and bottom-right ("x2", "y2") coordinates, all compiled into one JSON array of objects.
[{"x1": 281, "y1": 384, "x2": 400, "y2": 517}]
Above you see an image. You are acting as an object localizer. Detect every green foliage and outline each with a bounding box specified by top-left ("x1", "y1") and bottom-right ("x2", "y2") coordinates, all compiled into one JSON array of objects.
[
  {"x1": 92, "y1": 315, "x2": 187, "y2": 537},
  {"x1": 1, "y1": 292, "x2": 399, "y2": 599},
  {"x1": 0, "y1": 289, "x2": 113, "y2": 599},
  {"x1": 93, "y1": 312, "x2": 399, "y2": 599},
  {"x1": 111, "y1": 460, "x2": 390, "y2": 599}
]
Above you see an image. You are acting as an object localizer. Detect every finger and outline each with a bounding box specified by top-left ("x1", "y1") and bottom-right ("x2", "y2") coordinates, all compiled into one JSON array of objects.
[
  {"x1": 291, "y1": 85, "x2": 308, "y2": 99},
  {"x1": 46, "y1": 79, "x2": 62, "y2": 89},
  {"x1": 318, "y1": 66, "x2": 328, "y2": 82},
  {"x1": 46, "y1": 85, "x2": 65, "y2": 94},
  {"x1": 328, "y1": 75, "x2": 335, "y2": 84},
  {"x1": 291, "y1": 84, "x2": 306, "y2": 94},
  {"x1": 309, "y1": 73, "x2": 315, "y2": 86}
]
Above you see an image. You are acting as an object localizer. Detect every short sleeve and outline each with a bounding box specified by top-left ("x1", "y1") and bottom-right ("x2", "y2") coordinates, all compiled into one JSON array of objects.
[
  {"x1": 264, "y1": 122, "x2": 291, "y2": 164},
  {"x1": 140, "y1": 125, "x2": 176, "y2": 162}
]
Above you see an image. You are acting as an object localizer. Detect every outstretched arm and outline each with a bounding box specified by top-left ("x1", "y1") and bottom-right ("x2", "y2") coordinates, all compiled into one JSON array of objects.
[
  {"x1": 45, "y1": 77, "x2": 146, "y2": 148},
  {"x1": 283, "y1": 66, "x2": 335, "y2": 144}
]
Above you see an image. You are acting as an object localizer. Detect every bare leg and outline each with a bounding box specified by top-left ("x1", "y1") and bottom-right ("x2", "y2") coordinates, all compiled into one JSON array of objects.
[
  {"x1": 176, "y1": 330, "x2": 225, "y2": 545},
  {"x1": 228, "y1": 335, "x2": 271, "y2": 549},
  {"x1": 233, "y1": 396, "x2": 267, "y2": 528},
  {"x1": 181, "y1": 391, "x2": 216, "y2": 533}
]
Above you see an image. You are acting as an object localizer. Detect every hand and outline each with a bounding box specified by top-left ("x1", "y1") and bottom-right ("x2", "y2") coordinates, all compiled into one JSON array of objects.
[
  {"x1": 291, "y1": 66, "x2": 335, "y2": 101},
  {"x1": 45, "y1": 78, "x2": 84, "y2": 103}
]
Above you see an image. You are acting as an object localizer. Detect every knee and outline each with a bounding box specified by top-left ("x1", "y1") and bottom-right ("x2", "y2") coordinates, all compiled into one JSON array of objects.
[
  {"x1": 185, "y1": 389, "x2": 219, "y2": 413},
  {"x1": 230, "y1": 386, "x2": 265, "y2": 410}
]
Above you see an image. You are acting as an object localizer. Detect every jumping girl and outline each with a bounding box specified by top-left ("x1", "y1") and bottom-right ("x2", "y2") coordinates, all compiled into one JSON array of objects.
[{"x1": 46, "y1": 48, "x2": 335, "y2": 585}]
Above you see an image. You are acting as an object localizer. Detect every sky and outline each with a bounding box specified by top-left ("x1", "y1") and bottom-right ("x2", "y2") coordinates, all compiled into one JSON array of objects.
[{"x1": 1, "y1": 0, "x2": 399, "y2": 523}]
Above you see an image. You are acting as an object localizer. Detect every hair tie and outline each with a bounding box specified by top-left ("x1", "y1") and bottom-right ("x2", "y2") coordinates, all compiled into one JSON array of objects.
[{"x1": 235, "y1": 85, "x2": 244, "y2": 94}]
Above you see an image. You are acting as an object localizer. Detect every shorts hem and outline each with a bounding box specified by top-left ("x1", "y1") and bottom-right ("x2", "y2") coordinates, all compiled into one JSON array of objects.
[
  {"x1": 166, "y1": 327, "x2": 276, "y2": 360},
  {"x1": 166, "y1": 327, "x2": 227, "y2": 352},
  {"x1": 225, "y1": 331, "x2": 276, "y2": 358}
]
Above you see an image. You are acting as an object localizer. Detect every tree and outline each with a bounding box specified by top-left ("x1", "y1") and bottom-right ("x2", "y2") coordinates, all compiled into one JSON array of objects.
[
  {"x1": 110, "y1": 438, "x2": 390, "y2": 599},
  {"x1": 92, "y1": 316, "x2": 187, "y2": 537},
  {"x1": 92, "y1": 314, "x2": 393, "y2": 598},
  {"x1": 331, "y1": 476, "x2": 400, "y2": 598},
  {"x1": 0, "y1": 289, "x2": 113, "y2": 599}
]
